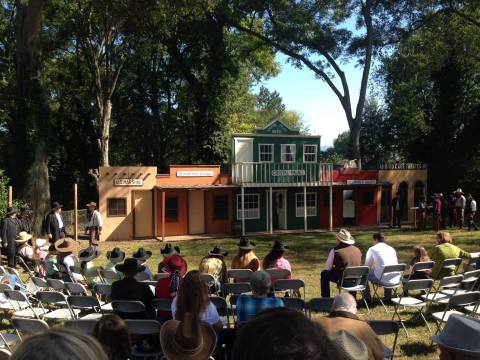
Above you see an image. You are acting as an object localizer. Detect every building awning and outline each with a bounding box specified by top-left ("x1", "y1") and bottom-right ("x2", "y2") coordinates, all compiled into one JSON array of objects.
[{"x1": 155, "y1": 185, "x2": 239, "y2": 190}]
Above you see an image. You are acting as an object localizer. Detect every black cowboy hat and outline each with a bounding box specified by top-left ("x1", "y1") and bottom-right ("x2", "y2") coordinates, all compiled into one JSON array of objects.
[
  {"x1": 5, "y1": 207, "x2": 17, "y2": 216},
  {"x1": 238, "y1": 237, "x2": 255, "y2": 250},
  {"x1": 209, "y1": 246, "x2": 228, "y2": 257},
  {"x1": 272, "y1": 240, "x2": 289, "y2": 252},
  {"x1": 78, "y1": 246, "x2": 101, "y2": 262},
  {"x1": 132, "y1": 247, "x2": 152, "y2": 261},
  {"x1": 19, "y1": 206, "x2": 30, "y2": 212},
  {"x1": 115, "y1": 258, "x2": 146, "y2": 273},
  {"x1": 106, "y1": 247, "x2": 125, "y2": 263},
  {"x1": 51, "y1": 201, "x2": 63, "y2": 210},
  {"x1": 161, "y1": 243, "x2": 180, "y2": 256}
]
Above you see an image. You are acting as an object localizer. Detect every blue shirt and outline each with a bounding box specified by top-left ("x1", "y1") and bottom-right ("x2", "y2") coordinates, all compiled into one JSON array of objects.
[{"x1": 236, "y1": 295, "x2": 284, "y2": 324}]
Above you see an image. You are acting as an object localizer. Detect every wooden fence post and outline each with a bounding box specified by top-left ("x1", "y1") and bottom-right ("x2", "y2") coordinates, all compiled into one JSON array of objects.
[
  {"x1": 8, "y1": 186, "x2": 12, "y2": 207},
  {"x1": 74, "y1": 184, "x2": 78, "y2": 242}
]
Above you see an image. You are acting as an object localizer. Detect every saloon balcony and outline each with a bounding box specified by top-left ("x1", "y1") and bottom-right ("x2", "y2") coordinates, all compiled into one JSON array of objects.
[{"x1": 231, "y1": 162, "x2": 333, "y2": 187}]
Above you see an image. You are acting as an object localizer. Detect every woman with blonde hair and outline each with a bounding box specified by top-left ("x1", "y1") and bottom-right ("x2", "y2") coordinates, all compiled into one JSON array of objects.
[
  {"x1": 431, "y1": 231, "x2": 471, "y2": 279},
  {"x1": 231, "y1": 237, "x2": 260, "y2": 272}
]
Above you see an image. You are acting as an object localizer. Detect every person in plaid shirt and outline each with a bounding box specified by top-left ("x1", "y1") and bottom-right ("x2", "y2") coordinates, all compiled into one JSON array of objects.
[{"x1": 236, "y1": 271, "x2": 284, "y2": 324}]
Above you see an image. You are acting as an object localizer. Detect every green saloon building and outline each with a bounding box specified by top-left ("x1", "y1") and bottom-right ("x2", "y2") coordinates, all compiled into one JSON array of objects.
[{"x1": 231, "y1": 120, "x2": 334, "y2": 235}]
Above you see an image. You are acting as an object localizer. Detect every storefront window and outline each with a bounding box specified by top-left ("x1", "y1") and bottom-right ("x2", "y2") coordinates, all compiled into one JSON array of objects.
[
  {"x1": 236, "y1": 194, "x2": 260, "y2": 219},
  {"x1": 303, "y1": 145, "x2": 317, "y2": 163},
  {"x1": 107, "y1": 198, "x2": 127, "y2": 217},
  {"x1": 281, "y1": 144, "x2": 296, "y2": 163},
  {"x1": 259, "y1": 144, "x2": 274, "y2": 162},
  {"x1": 165, "y1": 197, "x2": 179, "y2": 222},
  {"x1": 213, "y1": 195, "x2": 228, "y2": 220},
  {"x1": 296, "y1": 193, "x2": 317, "y2": 217}
]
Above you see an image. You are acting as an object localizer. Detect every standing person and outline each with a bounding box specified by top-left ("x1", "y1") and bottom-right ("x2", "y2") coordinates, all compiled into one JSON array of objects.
[
  {"x1": 432, "y1": 194, "x2": 442, "y2": 232},
  {"x1": 391, "y1": 192, "x2": 404, "y2": 228},
  {"x1": 85, "y1": 202, "x2": 103, "y2": 247},
  {"x1": 467, "y1": 194, "x2": 478, "y2": 231},
  {"x1": 1, "y1": 207, "x2": 20, "y2": 267},
  {"x1": 17, "y1": 207, "x2": 31, "y2": 234},
  {"x1": 231, "y1": 237, "x2": 260, "y2": 272},
  {"x1": 417, "y1": 196, "x2": 427, "y2": 231},
  {"x1": 454, "y1": 189, "x2": 466, "y2": 229},
  {"x1": 440, "y1": 193, "x2": 448, "y2": 229},
  {"x1": 447, "y1": 193, "x2": 456, "y2": 228},
  {"x1": 363, "y1": 233, "x2": 399, "y2": 302},
  {"x1": 320, "y1": 229, "x2": 362, "y2": 298},
  {"x1": 45, "y1": 202, "x2": 66, "y2": 244}
]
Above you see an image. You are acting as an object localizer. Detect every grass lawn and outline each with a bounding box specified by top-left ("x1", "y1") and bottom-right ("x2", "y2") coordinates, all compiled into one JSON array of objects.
[{"x1": 3, "y1": 228, "x2": 480, "y2": 358}]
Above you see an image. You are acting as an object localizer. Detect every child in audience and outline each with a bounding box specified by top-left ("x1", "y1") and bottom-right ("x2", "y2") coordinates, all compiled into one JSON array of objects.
[
  {"x1": 408, "y1": 246, "x2": 432, "y2": 280},
  {"x1": 199, "y1": 246, "x2": 228, "y2": 293},
  {"x1": 77, "y1": 246, "x2": 102, "y2": 286},
  {"x1": 231, "y1": 237, "x2": 260, "y2": 272},
  {"x1": 103, "y1": 247, "x2": 125, "y2": 284},
  {"x1": 262, "y1": 240, "x2": 292, "y2": 281},
  {"x1": 33, "y1": 238, "x2": 49, "y2": 277},
  {"x1": 132, "y1": 248, "x2": 153, "y2": 280}
]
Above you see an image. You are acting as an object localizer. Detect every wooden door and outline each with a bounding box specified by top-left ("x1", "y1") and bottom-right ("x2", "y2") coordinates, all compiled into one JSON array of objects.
[
  {"x1": 133, "y1": 190, "x2": 153, "y2": 238},
  {"x1": 188, "y1": 190, "x2": 205, "y2": 234}
]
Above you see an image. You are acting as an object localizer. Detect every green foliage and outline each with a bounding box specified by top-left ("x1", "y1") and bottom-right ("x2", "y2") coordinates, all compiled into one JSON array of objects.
[{"x1": 0, "y1": 169, "x2": 28, "y2": 218}]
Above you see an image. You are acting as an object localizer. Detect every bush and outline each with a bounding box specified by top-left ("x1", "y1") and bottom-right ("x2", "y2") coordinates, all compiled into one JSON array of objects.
[{"x1": 0, "y1": 169, "x2": 29, "y2": 218}]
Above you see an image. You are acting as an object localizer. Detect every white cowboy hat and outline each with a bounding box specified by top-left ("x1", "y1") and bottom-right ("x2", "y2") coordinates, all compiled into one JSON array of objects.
[
  {"x1": 431, "y1": 314, "x2": 480, "y2": 356},
  {"x1": 35, "y1": 238, "x2": 49, "y2": 250},
  {"x1": 336, "y1": 229, "x2": 355, "y2": 245},
  {"x1": 455, "y1": 188, "x2": 464, "y2": 194},
  {"x1": 15, "y1": 232, "x2": 32, "y2": 244}
]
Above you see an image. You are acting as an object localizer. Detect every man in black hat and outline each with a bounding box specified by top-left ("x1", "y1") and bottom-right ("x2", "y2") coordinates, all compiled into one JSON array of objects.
[
  {"x1": 391, "y1": 192, "x2": 404, "y2": 229},
  {"x1": 45, "y1": 202, "x2": 66, "y2": 244},
  {"x1": 1, "y1": 207, "x2": 20, "y2": 267},
  {"x1": 111, "y1": 258, "x2": 155, "y2": 318},
  {"x1": 85, "y1": 201, "x2": 103, "y2": 247}
]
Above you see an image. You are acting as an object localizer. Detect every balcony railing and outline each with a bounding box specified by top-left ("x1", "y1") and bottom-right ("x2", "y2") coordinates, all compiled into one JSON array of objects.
[{"x1": 232, "y1": 162, "x2": 333, "y2": 187}]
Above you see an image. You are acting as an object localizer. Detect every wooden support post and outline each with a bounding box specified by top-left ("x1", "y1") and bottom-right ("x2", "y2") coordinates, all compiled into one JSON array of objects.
[
  {"x1": 74, "y1": 184, "x2": 78, "y2": 242},
  {"x1": 329, "y1": 184, "x2": 333, "y2": 232},
  {"x1": 304, "y1": 186, "x2": 308, "y2": 232},
  {"x1": 241, "y1": 186, "x2": 245, "y2": 236},
  {"x1": 8, "y1": 186, "x2": 12, "y2": 207},
  {"x1": 269, "y1": 187, "x2": 273, "y2": 234},
  {"x1": 162, "y1": 191, "x2": 166, "y2": 241}
]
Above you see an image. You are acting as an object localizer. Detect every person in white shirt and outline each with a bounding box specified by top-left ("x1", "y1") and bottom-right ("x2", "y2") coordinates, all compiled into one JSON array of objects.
[
  {"x1": 364, "y1": 233, "x2": 399, "y2": 301},
  {"x1": 46, "y1": 202, "x2": 66, "y2": 244},
  {"x1": 467, "y1": 193, "x2": 478, "y2": 231},
  {"x1": 85, "y1": 201, "x2": 103, "y2": 247}
]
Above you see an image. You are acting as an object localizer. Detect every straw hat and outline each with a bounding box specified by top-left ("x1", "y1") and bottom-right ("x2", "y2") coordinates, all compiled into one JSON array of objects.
[
  {"x1": 15, "y1": 232, "x2": 32, "y2": 244},
  {"x1": 329, "y1": 330, "x2": 368, "y2": 360},
  {"x1": 78, "y1": 246, "x2": 101, "y2": 262},
  {"x1": 431, "y1": 314, "x2": 480, "y2": 356},
  {"x1": 35, "y1": 238, "x2": 49, "y2": 251},
  {"x1": 86, "y1": 201, "x2": 97, "y2": 208},
  {"x1": 54, "y1": 238, "x2": 77, "y2": 253},
  {"x1": 336, "y1": 229, "x2": 355, "y2": 245},
  {"x1": 160, "y1": 313, "x2": 217, "y2": 360},
  {"x1": 106, "y1": 247, "x2": 125, "y2": 263},
  {"x1": 237, "y1": 237, "x2": 255, "y2": 250}
]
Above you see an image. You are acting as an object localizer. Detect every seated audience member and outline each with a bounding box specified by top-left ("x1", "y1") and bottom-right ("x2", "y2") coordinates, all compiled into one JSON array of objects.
[
  {"x1": 236, "y1": 271, "x2": 284, "y2": 324},
  {"x1": 232, "y1": 307, "x2": 338, "y2": 360},
  {"x1": 408, "y1": 246, "x2": 432, "y2": 279},
  {"x1": 55, "y1": 237, "x2": 83, "y2": 282},
  {"x1": 45, "y1": 245, "x2": 59, "y2": 279},
  {"x1": 160, "y1": 312, "x2": 216, "y2": 360},
  {"x1": 33, "y1": 238, "x2": 49, "y2": 277},
  {"x1": 156, "y1": 254, "x2": 187, "y2": 319},
  {"x1": 231, "y1": 237, "x2": 260, "y2": 276},
  {"x1": 103, "y1": 247, "x2": 125, "y2": 284},
  {"x1": 262, "y1": 240, "x2": 292, "y2": 283},
  {"x1": 431, "y1": 231, "x2": 471, "y2": 279},
  {"x1": 431, "y1": 314, "x2": 480, "y2": 360},
  {"x1": 112, "y1": 258, "x2": 154, "y2": 318},
  {"x1": 329, "y1": 330, "x2": 369, "y2": 360},
  {"x1": 77, "y1": 246, "x2": 102, "y2": 286},
  {"x1": 16, "y1": 232, "x2": 33, "y2": 263},
  {"x1": 93, "y1": 314, "x2": 132, "y2": 360},
  {"x1": 199, "y1": 246, "x2": 228, "y2": 293},
  {"x1": 172, "y1": 270, "x2": 223, "y2": 331},
  {"x1": 321, "y1": 229, "x2": 362, "y2": 298},
  {"x1": 158, "y1": 243, "x2": 181, "y2": 272},
  {"x1": 9, "y1": 327, "x2": 107, "y2": 360},
  {"x1": 317, "y1": 292, "x2": 384, "y2": 360},
  {"x1": 132, "y1": 248, "x2": 153, "y2": 280},
  {"x1": 364, "y1": 232, "x2": 399, "y2": 301}
]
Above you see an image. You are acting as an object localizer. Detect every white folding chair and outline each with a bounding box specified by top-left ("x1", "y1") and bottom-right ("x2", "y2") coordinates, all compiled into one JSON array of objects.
[
  {"x1": 433, "y1": 258, "x2": 462, "y2": 280},
  {"x1": 227, "y1": 269, "x2": 253, "y2": 282},
  {"x1": 46, "y1": 278, "x2": 66, "y2": 293},
  {"x1": 308, "y1": 297, "x2": 335, "y2": 318},
  {"x1": 12, "y1": 317, "x2": 49, "y2": 341},
  {"x1": 0, "y1": 284, "x2": 28, "y2": 312},
  {"x1": 93, "y1": 283, "x2": 113, "y2": 312},
  {"x1": 67, "y1": 295, "x2": 104, "y2": 319},
  {"x1": 421, "y1": 275, "x2": 463, "y2": 305},
  {"x1": 31, "y1": 277, "x2": 49, "y2": 293},
  {"x1": 125, "y1": 320, "x2": 163, "y2": 358},
  {"x1": 265, "y1": 268, "x2": 291, "y2": 286},
  {"x1": 4, "y1": 289, "x2": 45, "y2": 319},
  {"x1": 134, "y1": 272, "x2": 150, "y2": 282},
  {"x1": 64, "y1": 282, "x2": 88, "y2": 296},
  {"x1": 111, "y1": 300, "x2": 146, "y2": 319},
  {"x1": 432, "y1": 291, "x2": 480, "y2": 334},
  {"x1": 209, "y1": 296, "x2": 230, "y2": 327},
  {"x1": 100, "y1": 269, "x2": 122, "y2": 284},
  {"x1": 339, "y1": 266, "x2": 370, "y2": 313},
  {"x1": 367, "y1": 320, "x2": 400, "y2": 360},
  {"x1": 402, "y1": 261, "x2": 434, "y2": 283},
  {"x1": 273, "y1": 279, "x2": 305, "y2": 299},
  {"x1": 64, "y1": 319, "x2": 98, "y2": 334},
  {"x1": 370, "y1": 264, "x2": 407, "y2": 313},
  {"x1": 281, "y1": 297, "x2": 307, "y2": 314},
  {"x1": 36, "y1": 291, "x2": 78, "y2": 321}
]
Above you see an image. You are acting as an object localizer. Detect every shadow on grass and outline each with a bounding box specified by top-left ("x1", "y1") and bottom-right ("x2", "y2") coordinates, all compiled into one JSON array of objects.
[{"x1": 400, "y1": 341, "x2": 437, "y2": 357}]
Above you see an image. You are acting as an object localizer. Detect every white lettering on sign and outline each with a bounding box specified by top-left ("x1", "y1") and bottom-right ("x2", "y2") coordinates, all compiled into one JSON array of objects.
[
  {"x1": 272, "y1": 170, "x2": 306, "y2": 176},
  {"x1": 114, "y1": 178, "x2": 144, "y2": 186},
  {"x1": 176, "y1": 171, "x2": 214, "y2": 177},
  {"x1": 346, "y1": 179, "x2": 377, "y2": 185}
]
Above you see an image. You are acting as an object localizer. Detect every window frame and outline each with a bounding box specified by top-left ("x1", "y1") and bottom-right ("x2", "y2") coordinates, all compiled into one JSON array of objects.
[
  {"x1": 213, "y1": 195, "x2": 229, "y2": 221},
  {"x1": 281, "y1": 144, "x2": 296, "y2": 163},
  {"x1": 165, "y1": 196, "x2": 179, "y2": 222},
  {"x1": 258, "y1": 144, "x2": 274, "y2": 163},
  {"x1": 107, "y1": 198, "x2": 127, "y2": 217},
  {"x1": 303, "y1": 144, "x2": 318, "y2": 163},
  {"x1": 295, "y1": 192, "x2": 317, "y2": 217},
  {"x1": 236, "y1": 193, "x2": 260, "y2": 220}
]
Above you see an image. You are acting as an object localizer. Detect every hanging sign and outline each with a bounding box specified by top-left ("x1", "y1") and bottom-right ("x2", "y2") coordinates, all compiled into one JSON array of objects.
[
  {"x1": 177, "y1": 171, "x2": 214, "y2": 177},
  {"x1": 346, "y1": 179, "x2": 377, "y2": 185},
  {"x1": 272, "y1": 170, "x2": 306, "y2": 176},
  {"x1": 114, "y1": 178, "x2": 144, "y2": 186}
]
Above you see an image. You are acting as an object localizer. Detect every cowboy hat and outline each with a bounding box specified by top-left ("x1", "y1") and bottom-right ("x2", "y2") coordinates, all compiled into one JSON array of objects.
[
  {"x1": 78, "y1": 246, "x2": 101, "y2": 262},
  {"x1": 132, "y1": 248, "x2": 152, "y2": 261},
  {"x1": 431, "y1": 314, "x2": 480, "y2": 356},
  {"x1": 336, "y1": 229, "x2": 355, "y2": 245},
  {"x1": 271, "y1": 240, "x2": 289, "y2": 252},
  {"x1": 51, "y1": 201, "x2": 63, "y2": 210},
  {"x1": 115, "y1": 258, "x2": 145, "y2": 273},
  {"x1": 54, "y1": 237, "x2": 78, "y2": 253},
  {"x1": 15, "y1": 232, "x2": 32, "y2": 244},
  {"x1": 160, "y1": 312, "x2": 217, "y2": 360},
  {"x1": 161, "y1": 243, "x2": 180, "y2": 257},
  {"x1": 106, "y1": 247, "x2": 125, "y2": 263},
  {"x1": 329, "y1": 330, "x2": 368, "y2": 360},
  {"x1": 238, "y1": 237, "x2": 255, "y2": 250},
  {"x1": 5, "y1": 207, "x2": 17, "y2": 216},
  {"x1": 35, "y1": 238, "x2": 49, "y2": 250},
  {"x1": 86, "y1": 201, "x2": 97, "y2": 208},
  {"x1": 455, "y1": 188, "x2": 464, "y2": 194},
  {"x1": 208, "y1": 246, "x2": 228, "y2": 257}
]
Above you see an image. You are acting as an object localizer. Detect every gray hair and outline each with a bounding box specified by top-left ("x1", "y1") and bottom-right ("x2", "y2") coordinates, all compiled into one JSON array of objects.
[
  {"x1": 11, "y1": 328, "x2": 108, "y2": 360},
  {"x1": 250, "y1": 271, "x2": 271, "y2": 295},
  {"x1": 332, "y1": 292, "x2": 357, "y2": 315}
]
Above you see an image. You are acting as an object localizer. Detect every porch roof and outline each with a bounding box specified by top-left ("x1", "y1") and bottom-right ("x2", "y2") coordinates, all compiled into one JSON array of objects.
[{"x1": 155, "y1": 184, "x2": 238, "y2": 190}]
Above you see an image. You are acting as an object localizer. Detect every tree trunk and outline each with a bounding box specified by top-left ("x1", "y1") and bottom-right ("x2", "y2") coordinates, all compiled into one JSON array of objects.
[
  {"x1": 350, "y1": 123, "x2": 362, "y2": 167},
  {"x1": 100, "y1": 98, "x2": 112, "y2": 166}
]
